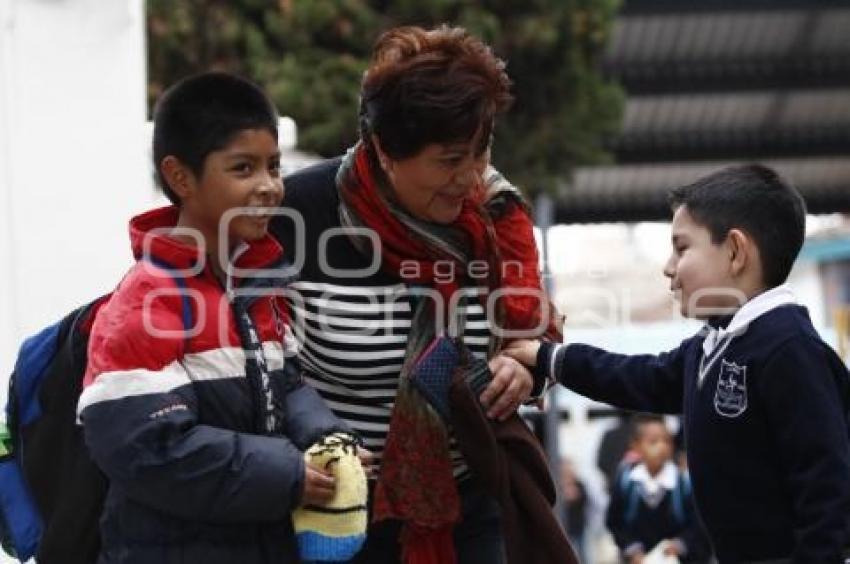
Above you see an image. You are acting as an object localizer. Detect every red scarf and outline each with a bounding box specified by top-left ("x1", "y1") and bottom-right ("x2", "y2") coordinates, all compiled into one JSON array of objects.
[
  {"x1": 338, "y1": 144, "x2": 560, "y2": 564},
  {"x1": 342, "y1": 144, "x2": 558, "y2": 336}
]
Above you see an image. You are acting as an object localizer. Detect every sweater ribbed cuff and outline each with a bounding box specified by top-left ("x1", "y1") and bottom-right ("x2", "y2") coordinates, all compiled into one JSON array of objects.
[{"x1": 531, "y1": 341, "x2": 556, "y2": 397}]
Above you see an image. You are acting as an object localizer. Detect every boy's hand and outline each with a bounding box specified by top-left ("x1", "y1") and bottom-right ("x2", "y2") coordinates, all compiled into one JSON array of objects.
[
  {"x1": 501, "y1": 339, "x2": 542, "y2": 367},
  {"x1": 302, "y1": 463, "x2": 336, "y2": 505}
]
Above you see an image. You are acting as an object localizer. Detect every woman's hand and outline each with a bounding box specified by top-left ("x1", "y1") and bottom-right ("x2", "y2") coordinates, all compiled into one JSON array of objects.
[
  {"x1": 302, "y1": 463, "x2": 336, "y2": 505},
  {"x1": 480, "y1": 355, "x2": 533, "y2": 421},
  {"x1": 501, "y1": 339, "x2": 541, "y2": 367}
]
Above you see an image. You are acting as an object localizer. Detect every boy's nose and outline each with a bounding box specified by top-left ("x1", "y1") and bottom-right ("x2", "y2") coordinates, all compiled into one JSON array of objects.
[
  {"x1": 662, "y1": 256, "x2": 676, "y2": 279},
  {"x1": 257, "y1": 176, "x2": 283, "y2": 200}
]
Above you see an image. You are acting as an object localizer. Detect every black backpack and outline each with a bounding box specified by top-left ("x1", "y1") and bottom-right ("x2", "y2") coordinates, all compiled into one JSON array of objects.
[{"x1": 1, "y1": 296, "x2": 110, "y2": 563}]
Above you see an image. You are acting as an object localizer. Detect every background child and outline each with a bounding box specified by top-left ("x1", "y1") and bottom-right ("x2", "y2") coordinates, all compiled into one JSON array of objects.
[
  {"x1": 506, "y1": 164, "x2": 850, "y2": 562},
  {"x1": 77, "y1": 72, "x2": 354, "y2": 563},
  {"x1": 606, "y1": 415, "x2": 709, "y2": 564}
]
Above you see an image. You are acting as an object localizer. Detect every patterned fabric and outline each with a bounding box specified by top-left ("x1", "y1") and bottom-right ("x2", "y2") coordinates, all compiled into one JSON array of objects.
[{"x1": 409, "y1": 336, "x2": 461, "y2": 421}]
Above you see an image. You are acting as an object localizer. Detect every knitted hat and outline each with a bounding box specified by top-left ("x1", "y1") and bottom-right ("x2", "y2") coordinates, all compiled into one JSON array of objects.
[{"x1": 292, "y1": 433, "x2": 368, "y2": 562}]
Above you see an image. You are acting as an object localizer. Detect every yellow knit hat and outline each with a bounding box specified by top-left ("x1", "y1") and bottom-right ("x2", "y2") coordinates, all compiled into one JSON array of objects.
[{"x1": 292, "y1": 433, "x2": 368, "y2": 561}]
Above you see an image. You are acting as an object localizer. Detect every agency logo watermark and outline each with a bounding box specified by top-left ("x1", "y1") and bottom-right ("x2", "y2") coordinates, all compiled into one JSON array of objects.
[{"x1": 136, "y1": 208, "x2": 749, "y2": 348}]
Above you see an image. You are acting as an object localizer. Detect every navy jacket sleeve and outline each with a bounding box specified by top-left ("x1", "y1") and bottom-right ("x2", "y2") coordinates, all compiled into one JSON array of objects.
[
  {"x1": 539, "y1": 339, "x2": 693, "y2": 414},
  {"x1": 85, "y1": 403, "x2": 307, "y2": 524},
  {"x1": 758, "y1": 336, "x2": 850, "y2": 562}
]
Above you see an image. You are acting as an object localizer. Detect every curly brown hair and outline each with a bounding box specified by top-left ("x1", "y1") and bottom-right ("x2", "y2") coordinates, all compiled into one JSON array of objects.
[{"x1": 359, "y1": 25, "x2": 513, "y2": 161}]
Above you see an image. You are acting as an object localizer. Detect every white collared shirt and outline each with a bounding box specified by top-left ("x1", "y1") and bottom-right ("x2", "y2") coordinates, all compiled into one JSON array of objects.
[
  {"x1": 629, "y1": 461, "x2": 680, "y2": 508},
  {"x1": 698, "y1": 286, "x2": 798, "y2": 385}
]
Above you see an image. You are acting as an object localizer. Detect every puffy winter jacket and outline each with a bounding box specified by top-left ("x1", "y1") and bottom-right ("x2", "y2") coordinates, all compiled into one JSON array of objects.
[{"x1": 77, "y1": 206, "x2": 346, "y2": 564}]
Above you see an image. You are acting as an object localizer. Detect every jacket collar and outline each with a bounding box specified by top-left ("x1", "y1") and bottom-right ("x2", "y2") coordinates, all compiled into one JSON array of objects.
[{"x1": 129, "y1": 205, "x2": 284, "y2": 272}]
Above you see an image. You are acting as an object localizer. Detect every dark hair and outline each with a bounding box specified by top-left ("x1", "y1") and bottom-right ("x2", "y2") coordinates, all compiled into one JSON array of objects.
[
  {"x1": 152, "y1": 72, "x2": 278, "y2": 205},
  {"x1": 630, "y1": 414, "x2": 667, "y2": 442},
  {"x1": 359, "y1": 25, "x2": 513, "y2": 161},
  {"x1": 668, "y1": 164, "x2": 807, "y2": 288}
]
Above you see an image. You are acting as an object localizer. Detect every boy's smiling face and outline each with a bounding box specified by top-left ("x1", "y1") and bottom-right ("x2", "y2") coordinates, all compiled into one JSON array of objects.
[
  {"x1": 181, "y1": 128, "x2": 283, "y2": 249},
  {"x1": 664, "y1": 205, "x2": 746, "y2": 319}
]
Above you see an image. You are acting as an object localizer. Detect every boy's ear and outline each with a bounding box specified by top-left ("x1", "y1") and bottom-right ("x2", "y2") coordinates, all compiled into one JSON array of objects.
[
  {"x1": 727, "y1": 228, "x2": 750, "y2": 276},
  {"x1": 160, "y1": 156, "x2": 194, "y2": 200}
]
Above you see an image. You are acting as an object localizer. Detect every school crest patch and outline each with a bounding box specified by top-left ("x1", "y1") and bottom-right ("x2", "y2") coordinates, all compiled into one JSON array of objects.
[{"x1": 714, "y1": 359, "x2": 748, "y2": 418}]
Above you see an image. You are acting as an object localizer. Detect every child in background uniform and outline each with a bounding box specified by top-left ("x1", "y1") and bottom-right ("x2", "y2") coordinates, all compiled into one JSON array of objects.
[
  {"x1": 77, "y1": 72, "x2": 363, "y2": 563},
  {"x1": 606, "y1": 415, "x2": 709, "y2": 564},
  {"x1": 505, "y1": 165, "x2": 850, "y2": 563}
]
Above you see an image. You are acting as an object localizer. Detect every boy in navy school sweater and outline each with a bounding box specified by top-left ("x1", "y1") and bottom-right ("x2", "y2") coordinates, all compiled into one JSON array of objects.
[{"x1": 505, "y1": 164, "x2": 850, "y2": 563}]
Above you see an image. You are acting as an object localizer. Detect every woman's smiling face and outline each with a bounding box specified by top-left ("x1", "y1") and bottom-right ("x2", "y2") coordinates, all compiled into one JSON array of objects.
[{"x1": 377, "y1": 133, "x2": 489, "y2": 225}]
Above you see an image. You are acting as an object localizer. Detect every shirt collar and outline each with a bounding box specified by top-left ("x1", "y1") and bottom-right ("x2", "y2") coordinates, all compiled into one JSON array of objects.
[
  {"x1": 702, "y1": 285, "x2": 797, "y2": 356},
  {"x1": 629, "y1": 461, "x2": 679, "y2": 492}
]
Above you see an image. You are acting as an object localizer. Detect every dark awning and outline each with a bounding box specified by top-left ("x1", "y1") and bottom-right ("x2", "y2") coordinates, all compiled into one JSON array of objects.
[
  {"x1": 559, "y1": 158, "x2": 850, "y2": 224},
  {"x1": 562, "y1": 0, "x2": 850, "y2": 223}
]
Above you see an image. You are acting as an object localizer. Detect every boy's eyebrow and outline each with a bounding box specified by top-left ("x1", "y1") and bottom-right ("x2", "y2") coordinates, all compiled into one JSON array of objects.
[{"x1": 224, "y1": 150, "x2": 282, "y2": 160}]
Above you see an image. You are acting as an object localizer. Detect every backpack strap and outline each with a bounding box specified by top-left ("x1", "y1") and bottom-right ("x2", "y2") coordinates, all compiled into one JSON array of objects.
[
  {"x1": 144, "y1": 257, "x2": 195, "y2": 338},
  {"x1": 619, "y1": 466, "x2": 642, "y2": 526},
  {"x1": 670, "y1": 470, "x2": 689, "y2": 526}
]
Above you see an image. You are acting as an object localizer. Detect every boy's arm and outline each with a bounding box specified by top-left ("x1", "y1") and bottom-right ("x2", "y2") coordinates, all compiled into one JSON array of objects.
[
  {"x1": 758, "y1": 337, "x2": 850, "y2": 562},
  {"x1": 80, "y1": 285, "x2": 308, "y2": 523},
  {"x1": 509, "y1": 339, "x2": 691, "y2": 414}
]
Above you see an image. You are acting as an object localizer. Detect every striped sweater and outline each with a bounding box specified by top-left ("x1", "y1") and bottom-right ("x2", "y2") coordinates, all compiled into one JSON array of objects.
[{"x1": 272, "y1": 158, "x2": 492, "y2": 479}]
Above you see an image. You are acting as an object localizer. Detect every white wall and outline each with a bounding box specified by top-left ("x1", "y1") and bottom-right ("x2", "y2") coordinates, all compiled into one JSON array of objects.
[{"x1": 0, "y1": 0, "x2": 151, "y2": 416}]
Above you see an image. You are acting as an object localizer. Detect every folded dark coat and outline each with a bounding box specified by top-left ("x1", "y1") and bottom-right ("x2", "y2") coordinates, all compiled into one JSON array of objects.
[{"x1": 449, "y1": 372, "x2": 579, "y2": 564}]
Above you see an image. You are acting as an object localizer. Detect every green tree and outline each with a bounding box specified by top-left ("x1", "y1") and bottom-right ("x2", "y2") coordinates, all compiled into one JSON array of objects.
[{"x1": 147, "y1": 0, "x2": 623, "y2": 194}]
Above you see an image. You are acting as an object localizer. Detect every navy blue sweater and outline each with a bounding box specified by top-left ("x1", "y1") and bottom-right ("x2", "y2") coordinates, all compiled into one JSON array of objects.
[{"x1": 539, "y1": 305, "x2": 850, "y2": 563}]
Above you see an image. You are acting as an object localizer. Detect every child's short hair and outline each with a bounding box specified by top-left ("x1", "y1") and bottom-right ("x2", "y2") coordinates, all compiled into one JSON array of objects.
[
  {"x1": 668, "y1": 164, "x2": 806, "y2": 288},
  {"x1": 152, "y1": 72, "x2": 279, "y2": 205},
  {"x1": 630, "y1": 413, "x2": 667, "y2": 441}
]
